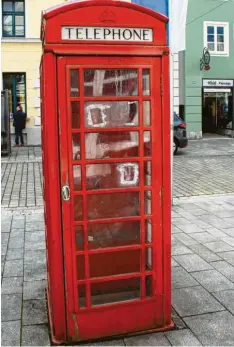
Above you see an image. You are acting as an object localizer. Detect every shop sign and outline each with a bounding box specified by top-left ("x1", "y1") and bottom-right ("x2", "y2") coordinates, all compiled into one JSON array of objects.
[
  {"x1": 203, "y1": 79, "x2": 233, "y2": 87},
  {"x1": 62, "y1": 26, "x2": 153, "y2": 42}
]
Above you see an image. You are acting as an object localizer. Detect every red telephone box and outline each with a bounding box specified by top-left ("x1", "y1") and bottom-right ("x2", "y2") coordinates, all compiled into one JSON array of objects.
[{"x1": 40, "y1": 0, "x2": 172, "y2": 343}]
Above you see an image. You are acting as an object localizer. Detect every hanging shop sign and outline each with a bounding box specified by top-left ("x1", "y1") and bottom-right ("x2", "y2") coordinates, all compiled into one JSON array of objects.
[{"x1": 200, "y1": 48, "x2": 210, "y2": 71}]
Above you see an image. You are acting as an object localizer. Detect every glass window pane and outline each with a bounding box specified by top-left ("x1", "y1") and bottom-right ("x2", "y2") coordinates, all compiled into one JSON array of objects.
[
  {"x1": 217, "y1": 35, "x2": 224, "y2": 43},
  {"x1": 87, "y1": 192, "x2": 140, "y2": 220},
  {"x1": 71, "y1": 101, "x2": 80, "y2": 128},
  {"x1": 75, "y1": 225, "x2": 84, "y2": 251},
  {"x1": 84, "y1": 101, "x2": 138, "y2": 128},
  {"x1": 145, "y1": 220, "x2": 152, "y2": 243},
  {"x1": 73, "y1": 165, "x2": 81, "y2": 191},
  {"x1": 91, "y1": 277, "x2": 141, "y2": 306},
  {"x1": 88, "y1": 221, "x2": 141, "y2": 249},
  {"x1": 144, "y1": 131, "x2": 151, "y2": 156},
  {"x1": 217, "y1": 43, "x2": 224, "y2": 51},
  {"x1": 15, "y1": 25, "x2": 24, "y2": 36},
  {"x1": 15, "y1": 15, "x2": 23, "y2": 25},
  {"x1": 72, "y1": 133, "x2": 81, "y2": 160},
  {"x1": 144, "y1": 161, "x2": 151, "y2": 186},
  {"x1": 3, "y1": 2, "x2": 13, "y2": 11},
  {"x1": 145, "y1": 248, "x2": 152, "y2": 271},
  {"x1": 217, "y1": 26, "x2": 224, "y2": 35},
  {"x1": 3, "y1": 15, "x2": 12, "y2": 25},
  {"x1": 84, "y1": 69, "x2": 138, "y2": 97},
  {"x1": 78, "y1": 284, "x2": 86, "y2": 308},
  {"x1": 85, "y1": 131, "x2": 139, "y2": 159},
  {"x1": 3, "y1": 26, "x2": 13, "y2": 35},
  {"x1": 207, "y1": 34, "x2": 214, "y2": 42},
  {"x1": 86, "y1": 162, "x2": 139, "y2": 190},
  {"x1": 70, "y1": 70, "x2": 79, "y2": 97},
  {"x1": 207, "y1": 26, "x2": 214, "y2": 34},
  {"x1": 89, "y1": 249, "x2": 141, "y2": 278},
  {"x1": 143, "y1": 101, "x2": 151, "y2": 126},
  {"x1": 76, "y1": 255, "x2": 85, "y2": 280},
  {"x1": 143, "y1": 69, "x2": 150, "y2": 96},
  {"x1": 74, "y1": 196, "x2": 83, "y2": 221},
  {"x1": 144, "y1": 191, "x2": 152, "y2": 215},
  {"x1": 208, "y1": 43, "x2": 215, "y2": 51},
  {"x1": 146, "y1": 276, "x2": 153, "y2": 297},
  {"x1": 15, "y1": 2, "x2": 24, "y2": 11}
]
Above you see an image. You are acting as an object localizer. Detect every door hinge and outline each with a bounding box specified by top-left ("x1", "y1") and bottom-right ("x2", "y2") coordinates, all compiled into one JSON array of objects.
[{"x1": 160, "y1": 74, "x2": 164, "y2": 97}]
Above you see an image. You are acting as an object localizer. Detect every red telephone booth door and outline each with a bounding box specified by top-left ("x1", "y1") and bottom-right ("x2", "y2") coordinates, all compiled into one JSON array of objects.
[{"x1": 58, "y1": 56, "x2": 163, "y2": 341}]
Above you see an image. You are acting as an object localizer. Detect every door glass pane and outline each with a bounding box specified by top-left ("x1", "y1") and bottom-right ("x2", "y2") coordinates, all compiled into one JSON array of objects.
[
  {"x1": 146, "y1": 276, "x2": 153, "y2": 297},
  {"x1": 75, "y1": 226, "x2": 84, "y2": 251},
  {"x1": 84, "y1": 101, "x2": 138, "y2": 128},
  {"x1": 15, "y1": 2, "x2": 24, "y2": 11},
  {"x1": 3, "y1": 15, "x2": 12, "y2": 25},
  {"x1": 89, "y1": 249, "x2": 141, "y2": 277},
  {"x1": 145, "y1": 248, "x2": 152, "y2": 271},
  {"x1": 144, "y1": 191, "x2": 152, "y2": 215},
  {"x1": 143, "y1": 101, "x2": 151, "y2": 126},
  {"x1": 15, "y1": 15, "x2": 24, "y2": 25},
  {"x1": 73, "y1": 165, "x2": 81, "y2": 191},
  {"x1": 72, "y1": 133, "x2": 81, "y2": 160},
  {"x1": 145, "y1": 220, "x2": 152, "y2": 243},
  {"x1": 78, "y1": 285, "x2": 86, "y2": 308},
  {"x1": 76, "y1": 255, "x2": 85, "y2": 280},
  {"x1": 3, "y1": 2, "x2": 13, "y2": 11},
  {"x1": 3, "y1": 26, "x2": 13, "y2": 35},
  {"x1": 74, "y1": 196, "x2": 83, "y2": 221},
  {"x1": 87, "y1": 192, "x2": 140, "y2": 220},
  {"x1": 71, "y1": 101, "x2": 80, "y2": 128},
  {"x1": 15, "y1": 26, "x2": 24, "y2": 36},
  {"x1": 86, "y1": 162, "x2": 139, "y2": 190},
  {"x1": 143, "y1": 69, "x2": 150, "y2": 96},
  {"x1": 144, "y1": 161, "x2": 151, "y2": 186},
  {"x1": 70, "y1": 70, "x2": 79, "y2": 97},
  {"x1": 85, "y1": 131, "x2": 139, "y2": 159},
  {"x1": 88, "y1": 221, "x2": 141, "y2": 249},
  {"x1": 144, "y1": 131, "x2": 151, "y2": 156},
  {"x1": 91, "y1": 277, "x2": 141, "y2": 306},
  {"x1": 84, "y1": 69, "x2": 138, "y2": 97}
]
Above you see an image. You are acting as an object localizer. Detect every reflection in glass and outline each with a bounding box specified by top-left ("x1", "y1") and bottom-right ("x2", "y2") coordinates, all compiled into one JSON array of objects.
[
  {"x1": 74, "y1": 196, "x2": 83, "y2": 221},
  {"x1": 71, "y1": 101, "x2": 80, "y2": 128},
  {"x1": 145, "y1": 248, "x2": 152, "y2": 271},
  {"x1": 72, "y1": 133, "x2": 81, "y2": 160},
  {"x1": 76, "y1": 255, "x2": 85, "y2": 280},
  {"x1": 144, "y1": 191, "x2": 152, "y2": 215},
  {"x1": 89, "y1": 249, "x2": 141, "y2": 277},
  {"x1": 84, "y1": 101, "x2": 138, "y2": 128},
  {"x1": 15, "y1": 2, "x2": 24, "y2": 11},
  {"x1": 144, "y1": 161, "x2": 151, "y2": 186},
  {"x1": 86, "y1": 162, "x2": 139, "y2": 190},
  {"x1": 143, "y1": 69, "x2": 150, "y2": 96},
  {"x1": 145, "y1": 220, "x2": 152, "y2": 243},
  {"x1": 88, "y1": 221, "x2": 141, "y2": 249},
  {"x1": 3, "y1": 2, "x2": 13, "y2": 11},
  {"x1": 73, "y1": 165, "x2": 81, "y2": 191},
  {"x1": 70, "y1": 70, "x2": 79, "y2": 97},
  {"x1": 85, "y1": 132, "x2": 139, "y2": 159},
  {"x1": 146, "y1": 276, "x2": 153, "y2": 297},
  {"x1": 87, "y1": 192, "x2": 140, "y2": 220},
  {"x1": 78, "y1": 285, "x2": 86, "y2": 308},
  {"x1": 91, "y1": 278, "x2": 141, "y2": 306},
  {"x1": 75, "y1": 226, "x2": 84, "y2": 251},
  {"x1": 143, "y1": 101, "x2": 151, "y2": 126},
  {"x1": 84, "y1": 69, "x2": 138, "y2": 97},
  {"x1": 144, "y1": 131, "x2": 151, "y2": 156}
]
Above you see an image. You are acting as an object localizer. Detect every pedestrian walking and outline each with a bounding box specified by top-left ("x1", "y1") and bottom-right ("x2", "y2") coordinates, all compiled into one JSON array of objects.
[{"x1": 13, "y1": 104, "x2": 26, "y2": 146}]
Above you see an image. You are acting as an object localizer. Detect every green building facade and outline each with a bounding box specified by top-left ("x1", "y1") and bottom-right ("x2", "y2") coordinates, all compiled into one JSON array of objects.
[{"x1": 184, "y1": 0, "x2": 234, "y2": 138}]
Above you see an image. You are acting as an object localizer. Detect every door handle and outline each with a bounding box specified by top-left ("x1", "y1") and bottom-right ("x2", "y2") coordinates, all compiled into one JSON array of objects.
[{"x1": 62, "y1": 185, "x2": 70, "y2": 201}]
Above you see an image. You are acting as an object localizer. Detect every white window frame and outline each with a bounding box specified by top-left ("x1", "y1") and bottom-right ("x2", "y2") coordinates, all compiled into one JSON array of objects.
[{"x1": 204, "y1": 21, "x2": 229, "y2": 57}]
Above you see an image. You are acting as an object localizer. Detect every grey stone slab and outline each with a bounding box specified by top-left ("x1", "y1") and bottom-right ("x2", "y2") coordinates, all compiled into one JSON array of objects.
[
  {"x1": 88, "y1": 339, "x2": 125, "y2": 346},
  {"x1": 172, "y1": 258, "x2": 180, "y2": 267},
  {"x1": 1, "y1": 294, "x2": 22, "y2": 321},
  {"x1": 213, "y1": 290, "x2": 234, "y2": 314},
  {"x1": 124, "y1": 332, "x2": 170, "y2": 346},
  {"x1": 172, "y1": 243, "x2": 193, "y2": 256},
  {"x1": 211, "y1": 260, "x2": 234, "y2": 282},
  {"x1": 165, "y1": 329, "x2": 202, "y2": 346},
  {"x1": 3, "y1": 259, "x2": 23, "y2": 277},
  {"x1": 173, "y1": 219, "x2": 192, "y2": 226},
  {"x1": 190, "y1": 232, "x2": 218, "y2": 243},
  {"x1": 192, "y1": 219, "x2": 213, "y2": 230},
  {"x1": 24, "y1": 250, "x2": 46, "y2": 281},
  {"x1": 1, "y1": 233, "x2": 9, "y2": 256},
  {"x1": 175, "y1": 224, "x2": 204, "y2": 234},
  {"x1": 174, "y1": 233, "x2": 198, "y2": 246},
  {"x1": 218, "y1": 251, "x2": 234, "y2": 266},
  {"x1": 191, "y1": 269, "x2": 234, "y2": 292},
  {"x1": 8, "y1": 230, "x2": 24, "y2": 249},
  {"x1": 172, "y1": 267, "x2": 199, "y2": 289},
  {"x1": 26, "y1": 222, "x2": 45, "y2": 232},
  {"x1": 21, "y1": 324, "x2": 50, "y2": 346},
  {"x1": 23, "y1": 299, "x2": 48, "y2": 325},
  {"x1": 172, "y1": 286, "x2": 225, "y2": 317},
  {"x1": 10, "y1": 228, "x2": 25, "y2": 234},
  {"x1": 1, "y1": 320, "x2": 21, "y2": 346},
  {"x1": 173, "y1": 254, "x2": 213, "y2": 272},
  {"x1": 1, "y1": 221, "x2": 12, "y2": 233},
  {"x1": 25, "y1": 231, "x2": 46, "y2": 250},
  {"x1": 187, "y1": 243, "x2": 221, "y2": 262},
  {"x1": 206, "y1": 228, "x2": 228, "y2": 238},
  {"x1": 221, "y1": 236, "x2": 234, "y2": 247},
  {"x1": 23, "y1": 280, "x2": 47, "y2": 300},
  {"x1": 204, "y1": 240, "x2": 234, "y2": 253},
  {"x1": 184, "y1": 311, "x2": 234, "y2": 346},
  {"x1": 12, "y1": 218, "x2": 25, "y2": 229},
  {"x1": 222, "y1": 228, "x2": 234, "y2": 237},
  {"x1": 172, "y1": 308, "x2": 186, "y2": 329},
  {"x1": 6, "y1": 247, "x2": 24, "y2": 260},
  {"x1": 1, "y1": 276, "x2": 23, "y2": 295},
  {"x1": 172, "y1": 225, "x2": 183, "y2": 234}
]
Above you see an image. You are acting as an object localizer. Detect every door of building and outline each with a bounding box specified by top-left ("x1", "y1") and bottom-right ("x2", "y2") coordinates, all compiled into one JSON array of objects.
[{"x1": 57, "y1": 56, "x2": 163, "y2": 340}]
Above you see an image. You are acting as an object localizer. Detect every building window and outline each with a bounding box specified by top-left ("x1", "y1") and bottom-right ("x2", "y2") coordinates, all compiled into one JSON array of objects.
[
  {"x1": 2, "y1": 73, "x2": 26, "y2": 115},
  {"x1": 204, "y1": 22, "x2": 229, "y2": 56},
  {"x1": 2, "y1": 1, "x2": 25, "y2": 37}
]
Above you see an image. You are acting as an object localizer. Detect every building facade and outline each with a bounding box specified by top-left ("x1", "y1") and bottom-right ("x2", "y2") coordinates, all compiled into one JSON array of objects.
[{"x1": 184, "y1": 0, "x2": 234, "y2": 138}]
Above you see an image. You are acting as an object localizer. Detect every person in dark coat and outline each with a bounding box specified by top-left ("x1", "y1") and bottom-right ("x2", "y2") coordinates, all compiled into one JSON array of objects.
[{"x1": 13, "y1": 104, "x2": 26, "y2": 146}]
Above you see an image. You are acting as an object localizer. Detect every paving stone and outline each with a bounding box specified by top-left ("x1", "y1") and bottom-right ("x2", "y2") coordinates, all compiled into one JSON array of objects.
[
  {"x1": 175, "y1": 224, "x2": 204, "y2": 234},
  {"x1": 8, "y1": 230, "x2": 24, "y2": 249},
  {"x1": 173, "y1": 233, "x2": 198, "y2": 246},
  {"x1": 187, "y1": 243, "x2": 221, "y2": 262},
  {"x1": 211, "y1": 260, "x2": 234, "y2": 282},
  {"x1": 184, "y1": 311, "x2": 234, "y2": 346},
  {"x1": 221, "y1": 236, "x2": 234, "y2": 247},
  {"x1": 23, "y1": 299, "x2": 48, "y2": 325},
  {"x1": 1, "y1": 320, "x2": 21, "y2": 346},
  {"x1": 173, "y1": 254, "x2": 212, "y2": 272},
  {"x1": 171, "y1": 308, "x2": 186, "y2": 329},
  {"x1": 172, "y1": 258, "x2": 180, "y2": 267},
  {"x1": 87, "y1": 339, "x2": 125, "y2": 346},
  {"x1": 1, "y1": 294, "x2": 22, "y2": 321},
  {"x1": 172, "y1": 243, "x2": 193, "y2": 256},
  {"x1": 1, "y1": 276, "x2": 23, "y2": 295},
  {"x1": 218, "y1": 251, "x2": 234, "y2": 266},
  {"x1": 172, "y1": 267, "x2": 198, "y2": 289},
  {"x1": 172, "y1": 225, "x2": 183, "y2": 234},
  {"x1": 190, "y1": 232, "x2": 218, "y2": 243},
  {"x1": 25, "y1": 231, "x2": 46, "y2": 250},
  {"x1": 213, "y1": 290, "x2": 234, "y2": 315},
  {"x1": 207, "y1": 228, "x2": 229, "y2": 238},
  {"x1": 6, "y1": 247, "x2": 24, "y2": 260},
  {"x1": 3, "y1": 259, "x2": 23, "y2": 277},
  {"x1": 26, "y1": 222, "x2": 45, "y2": 232},
  {"x1": 1, "y1": 221, "x2": 12, "y2": 233},
  {"x1": 222, "y1": 228, "x2": 234, "y2": 237},
  {"x1": 23, "y1": 280, "x2": 47, "y2": 300},
  {"x1": 165, "y1": 329, "x2": 202, "y2": 346},
  {"x1": 124, "y1": 332, "x2": 170, "y2": 346},
  {"x1": 172, "y1": 286, "x2": 225, "y2": 317},
  {"x1": 21, "y1": 324, "x2": 50, "y2": 346},
  {"x1": 24, "y1": 250, "x2": 46, "y2": 281},
  {"x1": 12, "y1": 218, "x2": 25, "y2": 229},
  {"x1": 204, "y1": 240, "x2": 234, "y2": 253},
  {"x1": 1, "y1": 233, "x2": 9, "y2": 256},
  {"x1": 191, "y1": 269, "x2": 234, "y2": 292}
]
